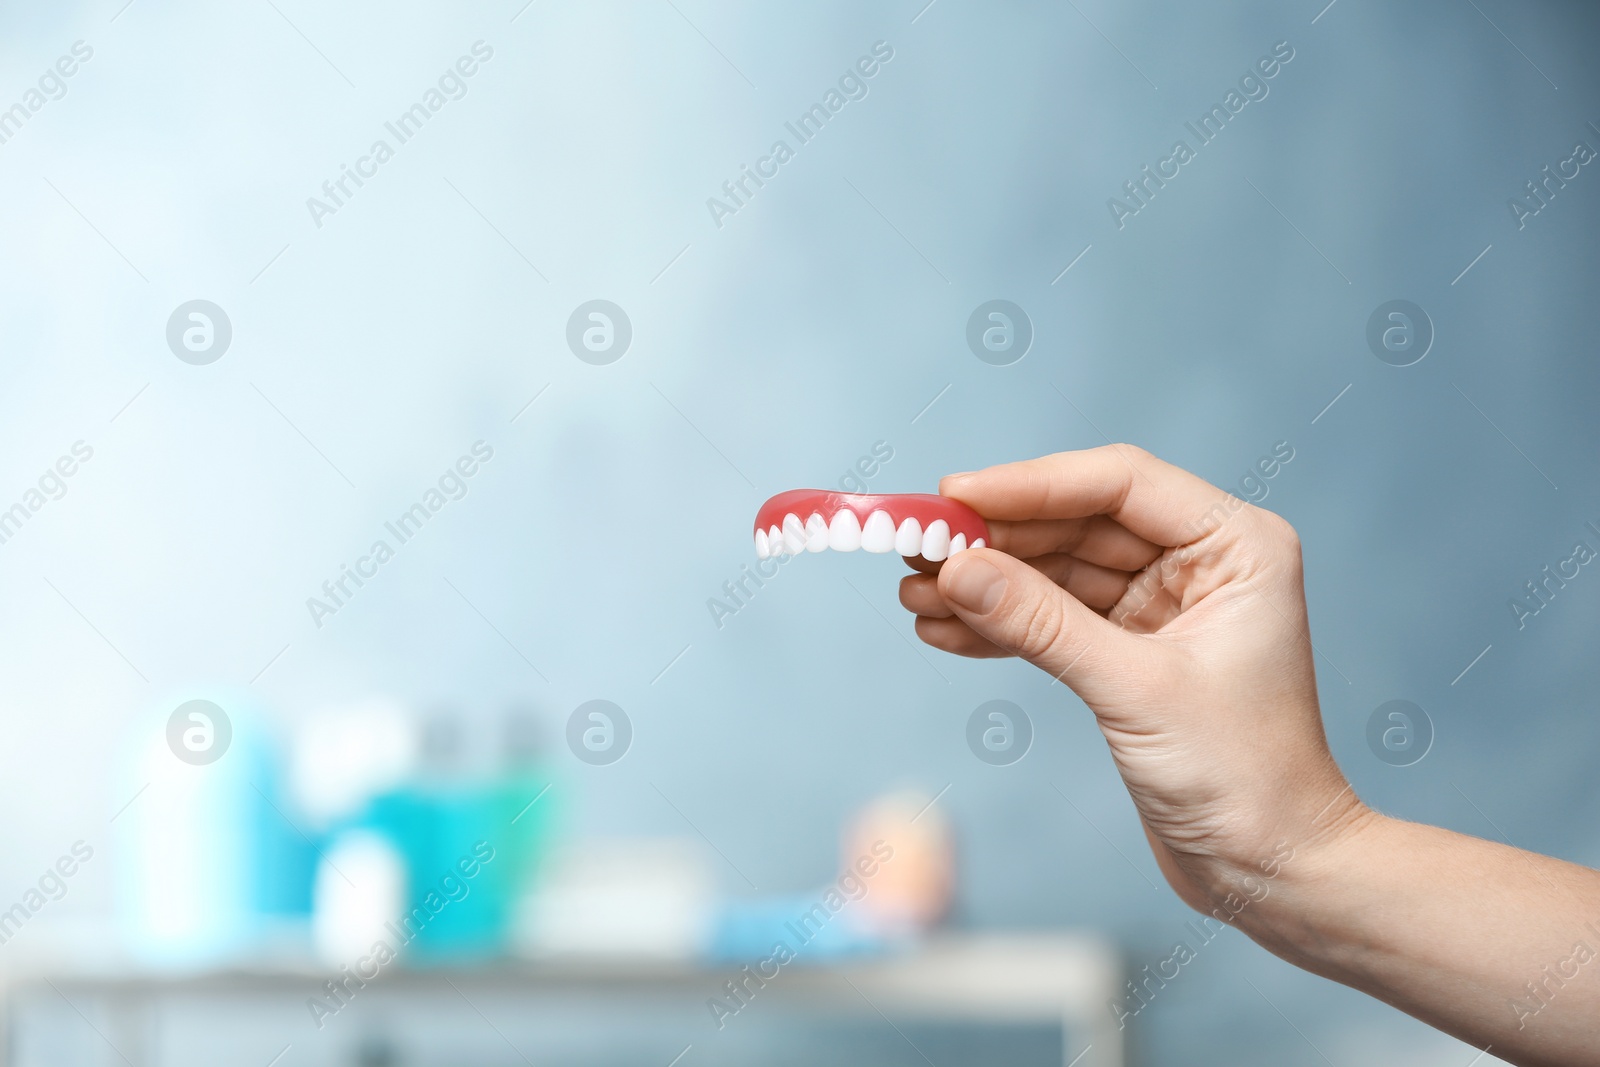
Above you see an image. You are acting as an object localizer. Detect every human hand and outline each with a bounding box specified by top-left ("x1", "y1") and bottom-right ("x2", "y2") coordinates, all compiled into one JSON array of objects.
[{"x1": 898, "y1": 445, "x2": 1370, "y2": 910}]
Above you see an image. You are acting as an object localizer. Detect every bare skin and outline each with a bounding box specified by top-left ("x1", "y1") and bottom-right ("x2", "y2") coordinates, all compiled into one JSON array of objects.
[{"x1": 898, "y1": 445, "x2": 1600, "y2": 1066}]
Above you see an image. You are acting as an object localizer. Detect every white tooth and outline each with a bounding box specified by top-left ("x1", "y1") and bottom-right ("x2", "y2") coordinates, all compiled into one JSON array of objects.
[
  {"x1": 782, "y1": 513, "x2": 807, "y2": 555},
  {"x1": 805, "y1": 512, "x2": 829, "y2": 552},
  {"x1": 948, "y1": 533, "x2": 968, "y2": 555},
  {"x1": 755, "y1": 529, "x2": 769, "y2": 558},
  {"x1": 894, "y1": 517, "x2": 923, "y2": 556},
  {"x1": 972, "y1": 537, "x2": 986, "y2": 550},
  {"x1": 860, "y1": 510, "x2": 896, "y2": 553},
  {"x1": 828, "y1": 509, "x2": 862, "y2": 551},
  {"x1": 769, "y1": 525, "x2": 785, "y2": 557},
  {"x1": 921, "y1": 519, "x2": 951, "y2": 561}
]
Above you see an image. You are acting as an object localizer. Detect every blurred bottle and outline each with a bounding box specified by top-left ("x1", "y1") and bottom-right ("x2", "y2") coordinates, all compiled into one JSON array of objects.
[
  {"x1": 356, "y1": 705, "x2": 557, "y2": 963},
  {"x1": 358, "y1": 709, "x2": 475, "y2": 962},
  {"x1": 493, "y1": 704, "x2": 558, "y2": 905},
  {"x1": 301, "y1": 700, "x2": 419, "y2": 966},
  {"x1": 290, "y1": 699, "x2": 417, "y2": 831},
  {"x1": 118, "y1": 690, "x2": 313, "y2": 968},
  {"x1": 312, "y1": 828, "x2": 407, "y2": 965}
]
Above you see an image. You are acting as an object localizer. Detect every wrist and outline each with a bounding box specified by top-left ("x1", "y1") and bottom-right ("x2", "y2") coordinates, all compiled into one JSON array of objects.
[
  {"x1": 1185, "y1": 773, "x2": 1386, "y2": 955},
  {"x1": 1225, "y1": 800, "x2": 1397, "y2": 969}
]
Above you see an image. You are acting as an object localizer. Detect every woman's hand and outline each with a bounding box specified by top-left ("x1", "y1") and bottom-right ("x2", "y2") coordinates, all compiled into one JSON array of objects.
[
  {"x1": 898, "y1": 444, "x2": 1368, "y2": 908},
  {"x1": 900, "y1": 445, "x2": 1600, "y2": 1065}
]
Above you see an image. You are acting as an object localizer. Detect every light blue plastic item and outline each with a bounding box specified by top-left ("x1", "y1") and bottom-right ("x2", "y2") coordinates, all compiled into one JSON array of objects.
[{"x1": 116, "y1": 689, "x2": 312, "y2": 968}]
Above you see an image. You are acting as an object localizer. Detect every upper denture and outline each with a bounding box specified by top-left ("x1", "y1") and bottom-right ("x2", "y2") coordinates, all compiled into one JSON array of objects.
[{"x1": 753, "y1": 490, "x2": 989, "y2": 562}]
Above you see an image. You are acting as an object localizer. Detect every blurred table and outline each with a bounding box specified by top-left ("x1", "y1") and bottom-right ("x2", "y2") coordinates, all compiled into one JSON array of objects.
[{"x1": 1, "y1": 933, "x2": 1124, "y2": 1067}]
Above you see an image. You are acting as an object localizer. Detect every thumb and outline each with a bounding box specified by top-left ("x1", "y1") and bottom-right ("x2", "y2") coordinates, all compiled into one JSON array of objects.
[{"x1": 937, "y1": 548, "x2": 1153, "y2": 705}]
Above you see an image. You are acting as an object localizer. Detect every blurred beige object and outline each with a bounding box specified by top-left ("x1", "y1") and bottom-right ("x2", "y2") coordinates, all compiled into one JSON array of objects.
[{"x1": 845, "y1": 789, "x2": 954, "y2": 933}]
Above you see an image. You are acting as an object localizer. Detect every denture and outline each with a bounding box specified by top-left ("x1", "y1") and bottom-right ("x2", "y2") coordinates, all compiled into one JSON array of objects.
[{"x1": 753, "y1": 490, "x2": 990, "y2": 562}]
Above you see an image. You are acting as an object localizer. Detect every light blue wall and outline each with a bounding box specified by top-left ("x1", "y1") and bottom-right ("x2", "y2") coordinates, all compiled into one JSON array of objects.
[{"x1": 1, "y1": 1, "x2": 1596, "y2": 1062}]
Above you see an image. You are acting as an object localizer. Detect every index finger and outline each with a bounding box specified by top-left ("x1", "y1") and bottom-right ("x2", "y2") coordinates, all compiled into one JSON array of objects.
[{"x1": 938, "y1": 444, "x2": 1240, "y2": 549}]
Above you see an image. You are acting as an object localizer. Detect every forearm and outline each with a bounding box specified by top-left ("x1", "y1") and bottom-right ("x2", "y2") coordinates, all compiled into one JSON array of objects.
[{"x1": 1236, "y1": 809, "x2": 1600, "y2": 1066}]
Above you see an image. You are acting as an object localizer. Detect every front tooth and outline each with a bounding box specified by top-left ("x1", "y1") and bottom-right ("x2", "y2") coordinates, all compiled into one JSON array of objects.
[
  {"x1": 972, "y1": 537, "x2": 986, "y2": 550},
  {"x1": 782, "y1": 513, "x2": 807, "y2": 555},
  {"x1": 948, "y1": 533, "x2": 968, "y2": 555},
  {"x1": 894, "y1": 517, "x2": 923, "y2": 556},
  {"x1": 755, "y1": 529, "x2": 769, "y2": 558},
  {"x1": 827, "y1": 509, "x2": 862, "y2": 551},
  {"x1": 860, "y1": 510, "x2": 896, "y2": 553},
  {"x1": 804, "y1": 513, "x2": 829, "y2": 552},
  {"x1": 921, "y1": 519, "x2": 951, "y2": 561},
  {"x1": 769, "y1": 525, "x2": 785, "y2": 556}
]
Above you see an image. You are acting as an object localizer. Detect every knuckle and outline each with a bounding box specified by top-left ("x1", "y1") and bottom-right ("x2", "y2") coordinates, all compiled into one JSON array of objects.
[
  {"x1": 1109, "y1": 442, "x2": 1153, "y2": 467},
  {"x1": 1059, "y1": 522, "x2": 1088, "y2": 554},
  {"x1": 1014, "y1": 593, "x2": 1066, "y2": 659},
  {"x1": 1245, "y1": 507, "x2": 1303, "y2": 565},
  {"x1": 1253, "y1": 507, "x2": 1301, "y2": 549}
]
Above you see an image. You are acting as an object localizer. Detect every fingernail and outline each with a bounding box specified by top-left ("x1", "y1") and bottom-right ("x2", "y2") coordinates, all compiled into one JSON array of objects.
[
  {"x1": 946, "y1": 556, "x2": 1006, "y2": 614},
  {"x1": 939, "y1": 472, "x2": 975, "y2": 496}
]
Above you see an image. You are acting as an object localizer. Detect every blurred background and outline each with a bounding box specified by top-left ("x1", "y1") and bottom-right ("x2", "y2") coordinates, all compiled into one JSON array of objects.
[{"x1": 1, "y1": 0, "x2": 1598, "y2": 1064}]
